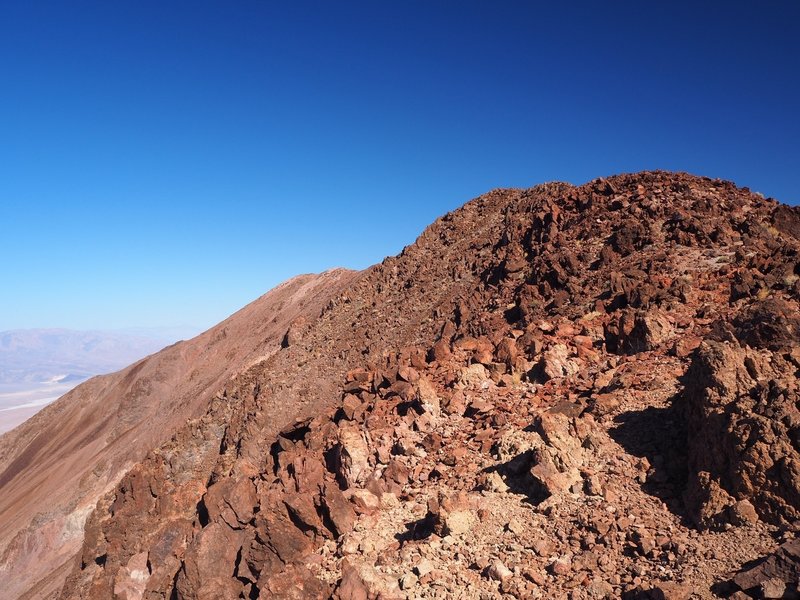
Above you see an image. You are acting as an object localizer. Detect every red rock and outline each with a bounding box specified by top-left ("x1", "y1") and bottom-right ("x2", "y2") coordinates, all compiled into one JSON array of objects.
[
  {"x1": 335, "y1": 559, "x2": 400, "y2": 600},
  {"x1": 346, "y1": 489, "x2": 381, "y2": 515},
  {"x1": 112, "y1": 551, "x2": 150, "y2": 600},
  {"x1": 335, "y1": 426, "x2": 371, "y2": 489},
  {"x1": 649, "y1": 582, "x2": 693, "y2": 600},
  {"x1": 175, "y1": 522, "x2": 243, "y2": 599},
  {"x1": 495, "y1": 338, "x2": 519, "y2": 367},
  {"x1": 589, "y1": 393, "x2": 621, "y2": 416},
  {"x1": 259, "y1": 563, "x2": 331, "y2": 599},
  {"x1": 671, "y1": 334, "x2": 702, "y2": 358},
  {"x1": 203, "y1": 476, "x2": 256, "y2": 529},
  {"x1": 416, "y1": 376, "x2": 440, "y2": 416},
  {"x1": 397, "y1": 366, "x2": 419, "y2": 384},
  {"x1": 538, "y1": 344, "x2": 579, "y2": 380},
  {"x1": 442, "y1": 390, "x2": 467, "y2": 415},
  {"x1": 320, "y1": 483, "x2": 356, "y2": 538},
  {"x1": 427, "y1": 339, "x2": 452, "y2": 362},
  {"x1": 733, "y1": 538, "x2": 800, "y2": 594}
]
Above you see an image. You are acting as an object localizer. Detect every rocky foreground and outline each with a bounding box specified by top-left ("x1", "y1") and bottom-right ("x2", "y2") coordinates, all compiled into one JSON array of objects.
[{"x1": 4, "y1": 171, "x2": 800, "y2": 599}]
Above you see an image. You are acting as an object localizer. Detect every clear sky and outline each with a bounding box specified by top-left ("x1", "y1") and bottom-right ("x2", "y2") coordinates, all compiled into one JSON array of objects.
[{"x1": 1, "y1": 1, "x2": 798, "y2": 332}]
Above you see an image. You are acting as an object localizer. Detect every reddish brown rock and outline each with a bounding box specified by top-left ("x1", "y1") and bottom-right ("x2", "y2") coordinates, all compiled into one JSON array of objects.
[
  {"x1": 537, "y1": 343, "x2": 579, "y2": 380},
  {"x1": 175, "y1": 523, "x2": 243, "y2": 600},
  {"x1": 681, "y1": 340, "x2": 800, "y2": 527},
  {"x1": 335, "y1": 559, "x2": 400, "y2": 600},
  {"x1": 335, "y1": 426, "x2": 372, "y2": 489},
  {"x1": 12, "y1": 172, "x2": 799, "y2": 600},
  {"x1": 320, "y1": 482, "x2": 356, "y2": 538},
  {"x1": 258, "y1": 563, "x2": 331, "y2": 599},
  {"x1": 733, "y1": 539, "x2": 800, "y2": 596}
]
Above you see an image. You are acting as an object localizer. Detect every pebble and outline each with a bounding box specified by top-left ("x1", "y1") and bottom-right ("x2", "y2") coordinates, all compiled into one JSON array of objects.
[
  {"x1": 415, "y1": 559, "x2": 435, "y2": 577},
  {"x1": 486, "y1": 559, "x2": 513, "y2": 582}
]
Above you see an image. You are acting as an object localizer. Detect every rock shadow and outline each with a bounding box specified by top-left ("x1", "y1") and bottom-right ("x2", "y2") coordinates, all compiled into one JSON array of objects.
[
  {"x1": 608, "y1": 399, "x2": 688, "y2": 519},
  {"x1": 482, "y1": 451, "x2": 550, "y2": 506},
  {"x1": 395, "y1": 514, "x2": 434, "y2": 543}
]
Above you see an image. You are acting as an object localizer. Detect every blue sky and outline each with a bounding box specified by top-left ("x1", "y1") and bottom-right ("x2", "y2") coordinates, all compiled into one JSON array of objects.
[{"x1": 1, "y1": 1, "x2": 798, "y2": 332}]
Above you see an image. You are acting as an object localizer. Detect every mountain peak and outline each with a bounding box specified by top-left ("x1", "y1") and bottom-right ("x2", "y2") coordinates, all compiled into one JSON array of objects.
[{"x1": 2, "y1": 171, "x2": 799, "y2": 599}]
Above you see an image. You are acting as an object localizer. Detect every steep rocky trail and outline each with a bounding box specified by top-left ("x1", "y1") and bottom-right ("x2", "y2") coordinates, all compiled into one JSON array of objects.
[{"x1": 50, "y1": 171, "x2": 800, "y2": 598}]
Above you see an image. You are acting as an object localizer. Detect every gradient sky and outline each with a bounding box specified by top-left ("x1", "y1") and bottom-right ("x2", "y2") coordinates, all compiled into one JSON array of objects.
[{"x1": 1, "y1": 1, "x2": 798, "y2": 332}]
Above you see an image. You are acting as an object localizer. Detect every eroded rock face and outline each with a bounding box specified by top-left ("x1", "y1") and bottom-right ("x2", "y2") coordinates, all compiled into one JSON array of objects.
[{"x1": 681, "y1": 340, "x2": 800, "y2": 528}]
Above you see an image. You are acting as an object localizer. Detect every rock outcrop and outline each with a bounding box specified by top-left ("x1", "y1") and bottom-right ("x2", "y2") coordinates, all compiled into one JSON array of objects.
[{"x1": 681, "y1": 337, "x2": 800, "y2": 529}]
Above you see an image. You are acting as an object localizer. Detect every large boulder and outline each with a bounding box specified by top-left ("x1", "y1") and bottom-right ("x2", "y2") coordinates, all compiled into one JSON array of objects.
[
  {"x1": 732, "y1": 538, "x2": 800, "y2": 598},
  {"x1": 680, "y1": 340, "x2": 800, "y2": 527}
]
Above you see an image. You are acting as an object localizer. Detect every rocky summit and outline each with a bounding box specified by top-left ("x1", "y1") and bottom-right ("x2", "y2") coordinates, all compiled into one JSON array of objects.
[{"x1": 2, "y1": 171, "x2": 800, "y2": 600}]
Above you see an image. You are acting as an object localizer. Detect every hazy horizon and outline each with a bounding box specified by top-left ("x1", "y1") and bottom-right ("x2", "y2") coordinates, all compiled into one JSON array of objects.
[{"x1": 0, "y1": 326, "x2": 185, "y2": 433}]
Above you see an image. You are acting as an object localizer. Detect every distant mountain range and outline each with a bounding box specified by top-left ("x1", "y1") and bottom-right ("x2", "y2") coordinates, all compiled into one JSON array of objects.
[{"x1": 0, "y1": 327, "x2": 194, "y2": 384}]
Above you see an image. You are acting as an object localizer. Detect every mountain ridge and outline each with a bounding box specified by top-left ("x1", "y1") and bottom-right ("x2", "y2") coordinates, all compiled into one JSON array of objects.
[
  {"x1": 0, "y1": 269, "x2": 358, "y2": 600},
  {"x1": 3, "y1": 171, "x2": 800, "y2": 599}
]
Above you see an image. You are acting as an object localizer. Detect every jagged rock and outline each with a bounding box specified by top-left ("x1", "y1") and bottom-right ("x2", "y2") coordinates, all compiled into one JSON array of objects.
[
  {"x1": 320, "y1": 482, "x2": 356, "y2": 537},
  {"x1": 529, "y1": 412, "x2": 585, "y2": 496},
  {"x1": 476, "y1": 471, "x2": 509, "y2": 493},
  {"x1": 671, "y1": 334, "x2": 702, "y2": 358},
  {"x1": 681, "y1": 340, "x2": 800, "y2": 526},
  {"x1": 607, "y1": 309, "x2": 674, "y2": 354},
  {"x1": 428, "y1": 339, "x2": 452, "y2": 363},
  {"x1": 549, "y1": 556, "x2": 572, "y2": 576},
  {"x1": 414, "y1": 559, "x2": 434, "y2": 577},
  {"x1": 335, "y1": 426, "x2": 372, "y2": 489},
  {"x1": 430, "y1": 491, "x2": 477, "y2": 537},
  {"x1": 257, "y1": 498, "x2": 315, "y2": 563},
  {"x1": 728, "y1": 499, "x2": 759, "y2": 525},
  {"x1": 397, "y1": 365, "x2": 419, "y2": 384},
  {"x1": 282, "y1": 316, "x2": 307, "y2": 348},
  {"x1": 538, "y1": 344, "x2": 579, "y2": 380},
  {"x1": 460, "y1": 336, "x2": 494, "y2": 366},
  {"x1": 495, "y1": 338, "x2": 519, "y2": 368},
  {"x1": 761, "y1": 578, "x2": 788, "y2": 599},
  {"x1": 346, "y1": 489, "x2": 381, "y2": 515},
  {"x1": 442, "y1": 390, "x2": 467, "y2": 415},
  {"x1": 416, "y1": 376, "x2": 440, "y2": 416},
  {"x1": 648, "y1": 582, "x2": 693, "y2": 600},
  {"x1": 683, "y1": 471, "x2": 736, "y2": 528},
  {"x1": 630, "y1": 310, "x2": 674, "y2": 351},
  {"x1": 175, "y1": 522, "x2": 242, "y2": 600},
  {"x1": 457, "y1": 362, "x2": 491, "y2": 388},
  {"x1": 258, "y1": 563, "x2": 331, "y2": 599},
  {"x1": 203, "y1": 476, "x2": 256, "y2": 529},
  {"x1": 733, "y1": 539, "x2": 800, "y2": 596},
  {"x1": 112, "y1": 551, "x2": 149, "y2": 600},
  {"x1": 589, "y1": 392, "x2": 621, "y2": 417},
  {"x1": 398, "y1": 573, "x2": 417, "y2": 590},
  {"x1": 733, "y1": 297, "x2": 800, "y2": 351},
  {"x1": 335, "y1": 559, "x2": 401, "y2": 600},
  {"x1": 284, "y1": 492, "x2": 327, "y2": 537}
]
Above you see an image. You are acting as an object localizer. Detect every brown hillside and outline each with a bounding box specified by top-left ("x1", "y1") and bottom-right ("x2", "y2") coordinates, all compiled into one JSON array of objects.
[
  {"x1": 0, "y1": 269, "x2": 357, "y2": 599},
  {"x1": 5, "y1": 171, "x2": 800, "y2": 599}
]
